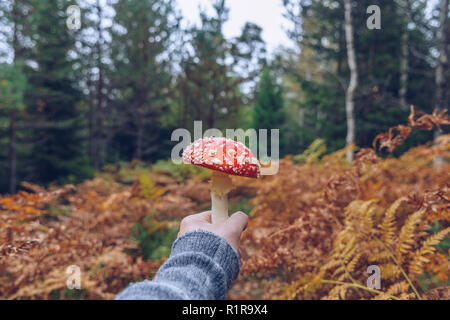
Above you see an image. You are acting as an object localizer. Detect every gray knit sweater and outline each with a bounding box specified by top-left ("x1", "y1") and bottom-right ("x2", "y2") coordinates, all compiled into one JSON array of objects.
[{"x1": 115, "y1": 230, "x2": 240, "y2": 300}]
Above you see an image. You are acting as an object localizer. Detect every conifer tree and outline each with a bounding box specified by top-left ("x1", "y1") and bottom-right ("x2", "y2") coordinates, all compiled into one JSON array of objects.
[
  {"x1": 25, "y1": 0, "x2": 88, "y2": 184},
  {"x1": 109, "y1": 0, "x2": 179, "y2": 161},
  {"x1": 252, "y1": 66, "x2": 285, "y2": 156}
]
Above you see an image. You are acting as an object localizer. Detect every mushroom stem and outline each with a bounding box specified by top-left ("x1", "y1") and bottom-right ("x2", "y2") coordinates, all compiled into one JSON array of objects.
[
  {"x1": 210, "y1": 171, "x2": 234, "y2": 224},
  {"x1": 211, "y1": 192, "x2": 228, "y2": 224}
]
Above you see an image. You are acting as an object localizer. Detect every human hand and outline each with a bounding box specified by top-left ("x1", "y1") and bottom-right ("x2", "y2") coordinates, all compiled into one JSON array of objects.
[{"x1": 178, "y1": 211, "x2": 248, "y2": 253}]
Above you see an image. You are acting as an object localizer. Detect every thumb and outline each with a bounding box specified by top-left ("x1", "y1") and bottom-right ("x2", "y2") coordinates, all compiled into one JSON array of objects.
[{"x1": 225, "y1": 211, "x2": 248, "y2": 235}]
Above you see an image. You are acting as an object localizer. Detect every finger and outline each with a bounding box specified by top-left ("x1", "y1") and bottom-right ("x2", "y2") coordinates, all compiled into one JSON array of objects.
[
  {"x1": 226, "y1": 211, "x2": 248, "y2": 235},
  {"x1": 189, "y1": 211, "x2": 212, "y2": 223}
]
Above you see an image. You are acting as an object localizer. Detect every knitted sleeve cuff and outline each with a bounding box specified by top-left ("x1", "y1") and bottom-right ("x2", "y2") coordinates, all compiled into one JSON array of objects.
[
  {"x1": 169, "y1": 229, "x2": 240, "y2": 290},
  {"x1": 115, "y1": 230, "x2": 241, "y2": 300}
]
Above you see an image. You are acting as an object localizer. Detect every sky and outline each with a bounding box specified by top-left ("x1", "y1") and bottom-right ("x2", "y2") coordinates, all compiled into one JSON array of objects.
[
  {"x1": 0, "y1": 0, "x2": 441, "y2": 63},
  {"x1": 178, "y1": 0, "x2": 293, "y2": 54},
  {"x1": 178, "y1": 0, "x2": 440, "y2": 55}
]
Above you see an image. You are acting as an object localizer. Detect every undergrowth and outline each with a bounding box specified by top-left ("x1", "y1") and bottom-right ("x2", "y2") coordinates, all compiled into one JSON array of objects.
[{"x1": 0, "y1": 106, "x2": 449, "y2": 300}]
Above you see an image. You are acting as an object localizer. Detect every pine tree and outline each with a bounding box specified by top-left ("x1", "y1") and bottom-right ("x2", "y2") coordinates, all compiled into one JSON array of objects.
[
  {"x1": 252, "y1": 67, "x2": 284, "y2": 130},
  {"x1": 0, "y1": 0, "x2": 29, "y2": 193},
  {"x1": 76, "y1": 0, "x2": 113, "y2": 169},
  {"x1": 178, "y1": 0, "x2": 265, "y2": 132},
  {"x1": 0, "y1": 62, "x2": 26, "y2": 193},
  {"x1": 25, "y1": 0, "x2": 88, "y2": 185},
  {"x1": 109, "y1": 0, "x2": 179, "y2": 161},
  {"x1": 252, "y1": 67, "x2": 285, "y2": 156}
]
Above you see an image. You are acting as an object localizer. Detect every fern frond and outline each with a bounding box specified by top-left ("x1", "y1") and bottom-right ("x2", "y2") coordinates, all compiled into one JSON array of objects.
[
  {"x1": 320, "y1": 259, "x2": 341, "y2": 273},
  {"x1": 360, "y1": 203, "x2": 378, "y2": 235},
  {"x1": 347, "y1": 252, "x2": 364, "y2": 274},
  {"x1": 368, "y1": 249, "x2": 390, "y2": 263},
  {"x1": 341, "y1": 237, "x2": 358, "y2": 264},
  {"x1": 380, "y1": 263, "x2": 402, "y2": 281},
  {"x1": 337, "y1": 273, "x2": 348, "y2": 282},
  {"x1": 398, "y1": 292, "x2": 416, "y2": 300},
  {"x1": 381, "y1": 197, "x2": 406, "y2": 248},
  {"x1": 386, "y1": 281, "x2": 409, "y2": 295},
  {"x1": 409, "y1": 227, "x2": 450, "y2": 276},
  {"x1": 344, "y1": 200, "x2": 376, "y2": 227},
  {"x1": 338, "y1": 285, "x2": 349, "y2": 300},
  {"x1": 324, "y1": 285, "x2": 345, "y2": 300},
  {"x1": 279, "y1": 278, "x2": 307, "y2": 300},
  {"x1": 331, "y1": 265, "x2": 346, "y2": 279},
  {"x1": 322, "y1": 279, "x2": 400, "y2": 300},
  {"x1": 372, "y1": 293, "x2": 395, "y2": 300},
  {"x1": 395, "y1": 209, "x2": 425, "y2": 263}
]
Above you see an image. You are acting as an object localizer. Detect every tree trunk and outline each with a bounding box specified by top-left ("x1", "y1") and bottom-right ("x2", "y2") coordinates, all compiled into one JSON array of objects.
[
  {"x1": 344, "y1": 0, "x2": 358, "y2": 162},
  {"x1": 208, "y1": 104, "x2": 215, "y2": 128},
  {"x1": 87, "y1": 78, "x2": 94, "y2": 166},
  {"x1": 434, "y1": 0, "x2": 448, "y2": 167},
  {"x1": 337, "y1": 23, "x2": 344, "y2": 76},
  {"x1": 435, "y1": 0, "x2": 448, "y2": 111},
  {"x1": 94, "y1": 0, "x2": 104, "y2": 169},
  {"x1": 209, "y1": 86, "x2": 217, "y2": 128},
  {"x1": 136, "y1": 121, "x2": 143, "y2": 160},
  {"x1": 8, "y1": 110, "x2": 17, "y2": 194},
  {"x1": 398, "y1": 0, "x2": 410, "y2": 107},
  {"x1": 8, "y1": 0, "x2": 19, "y2": 194},
  {"x1": 134, "y1": 28, "x2": 150, "y2": 162},
  {"x1": 399, "y1": 27, "x2": 408, "y2": 106}
]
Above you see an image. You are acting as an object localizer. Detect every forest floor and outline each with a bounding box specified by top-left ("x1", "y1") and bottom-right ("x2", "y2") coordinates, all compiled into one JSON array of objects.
[
  {"x1": 1, "y1": 134, "x2": 449, "y2": 300},
  {"x1": 0, "y1": 157, "x2": 260, "y2": 299},
  {"x1": 1, "y1": 106, "x2": 450, "y2": 300}
]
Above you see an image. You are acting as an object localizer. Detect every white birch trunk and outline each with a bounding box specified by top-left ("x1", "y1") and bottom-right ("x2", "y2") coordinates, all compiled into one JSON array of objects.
[
  {"x1": 434, "y1": 0, "x2": 448, "y2": 167},
  {"x1": 344, "y1": 0, "x2": 358, "y2": 162},
  {"x1": 435, "y1": 0, "x2": 448, "y2": 111}
]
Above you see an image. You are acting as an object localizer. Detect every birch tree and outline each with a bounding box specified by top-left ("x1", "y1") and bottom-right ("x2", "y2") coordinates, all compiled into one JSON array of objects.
[
  {"x1": 433, "y1": 0, "x2": 448, "y2": 166},
  {"x1": 344, "y1": 0, "x2": 358, "y2": 161},
  {"x1": 435, "y1": 0, "x2": 448, "y2": 112}
]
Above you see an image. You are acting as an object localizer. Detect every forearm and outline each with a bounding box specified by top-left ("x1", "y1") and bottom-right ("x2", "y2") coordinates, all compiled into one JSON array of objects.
[{"x1": 115, "y1": 230, "x2": 240, "y2": 300}]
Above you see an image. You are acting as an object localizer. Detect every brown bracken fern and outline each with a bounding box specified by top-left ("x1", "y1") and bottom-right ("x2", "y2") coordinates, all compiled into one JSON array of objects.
[
  {"x1": 1, "y1": 107, "x2": 448, "y2": 300},
  {"x1": 236, "y1": 107, "x2": 449, "y2": 300}
]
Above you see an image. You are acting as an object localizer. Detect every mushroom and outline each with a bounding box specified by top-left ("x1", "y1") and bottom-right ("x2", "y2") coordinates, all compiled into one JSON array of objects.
[{"x1": 182, "y1": 137, "x2": 260, "y2": 223}]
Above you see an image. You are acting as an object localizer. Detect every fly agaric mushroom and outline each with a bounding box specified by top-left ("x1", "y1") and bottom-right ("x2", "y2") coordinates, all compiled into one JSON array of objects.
[{"x1": 182, "y1": 137, "x2": 260, "y2": 223}]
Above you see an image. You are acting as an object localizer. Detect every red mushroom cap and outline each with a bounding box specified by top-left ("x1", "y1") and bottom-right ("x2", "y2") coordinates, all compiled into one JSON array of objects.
[{"x1": 182, "y1": 137, "x2": 260, "y2": 178}]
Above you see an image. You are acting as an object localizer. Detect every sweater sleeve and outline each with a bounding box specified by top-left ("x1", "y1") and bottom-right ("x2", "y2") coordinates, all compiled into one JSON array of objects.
[{"x1": 115, "y1": 229, "x2": 240, "y2": 300}]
